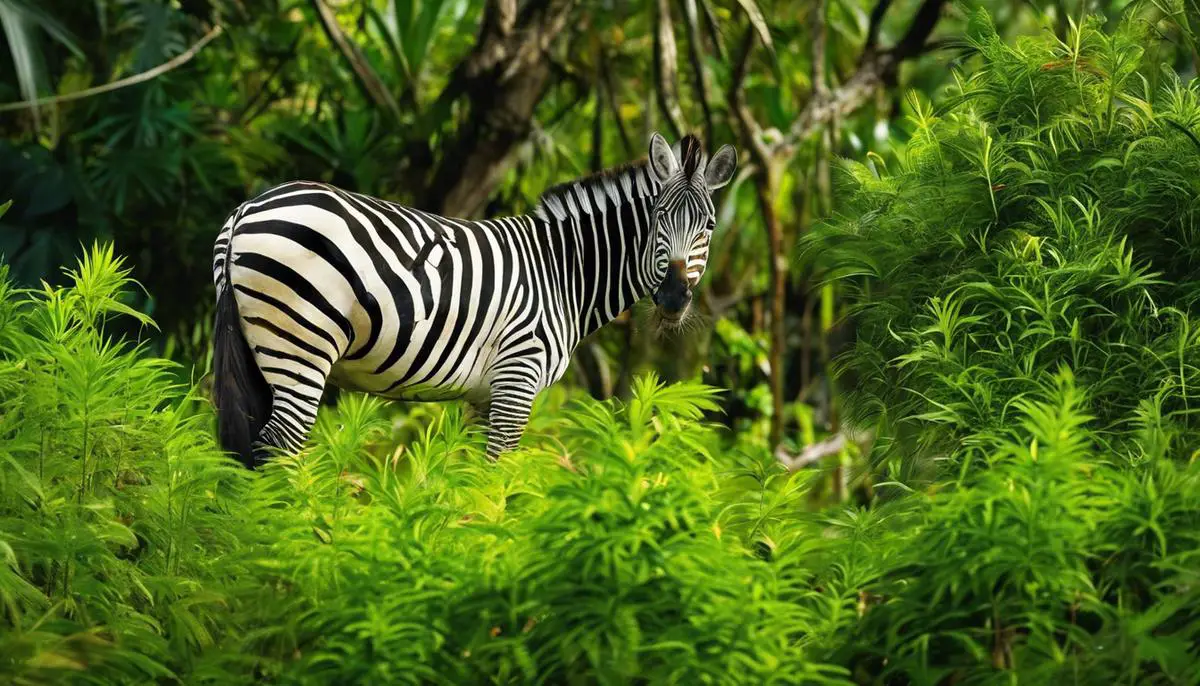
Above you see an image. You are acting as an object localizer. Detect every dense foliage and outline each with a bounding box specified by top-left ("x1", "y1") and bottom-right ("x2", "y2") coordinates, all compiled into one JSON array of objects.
[
  {"x1": 808, "y1": 11, "x2": 1200, "y2": 476},
  {"x1": 2, "y1": 5, "x2": 1199, "y2": 686},
  {"x1": 0, "y1": 246, "x2": 849, "y2": 684},
  {"x1": 803, "y1": 9, "x2": 1200, "y2": 681},
  {"x1": 5, "y1": 83, "x2": 1200, "y2": 685},
  {"x1": 4, "y1": 0, "x2": 1171, "y2": 450}
]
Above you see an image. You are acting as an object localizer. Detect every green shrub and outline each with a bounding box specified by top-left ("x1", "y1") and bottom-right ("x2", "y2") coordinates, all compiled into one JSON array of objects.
[
  {"x1": 803, "y1": 10, "x2": 1200, "y2": 684},
  {"x1": 806, "y1": 12, "x2": 1200, "y2": 477},
  {"x1": 0, "y1": 245, "x2": 851, "y2": 685},
  {"x1": 0, "y1": 245, "x2": 252, "y2": 683}
]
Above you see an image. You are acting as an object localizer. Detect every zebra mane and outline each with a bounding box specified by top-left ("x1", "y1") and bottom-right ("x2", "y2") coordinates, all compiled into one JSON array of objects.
[
  {"x1": 534, "y1": 159, "x2": 652, "y2": 223},
  {"x1": 679, "y1": 134, "x2": 703, "y2": 177}
]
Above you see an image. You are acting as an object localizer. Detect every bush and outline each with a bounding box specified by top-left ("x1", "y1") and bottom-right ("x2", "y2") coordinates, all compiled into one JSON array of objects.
[
  {"x1": 803, "y1": 10, "x2": 1200, "y2": 683},
  {"x1": 0, "y1": 245, "x2": 851, "y2": 685},
  {"x1": 806, "y1": 12, "x2": 1200, "y2": 477}
]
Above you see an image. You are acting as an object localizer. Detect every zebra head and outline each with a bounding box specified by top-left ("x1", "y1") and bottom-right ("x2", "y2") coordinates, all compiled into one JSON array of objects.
[{"x1": 646, "y1": 132, "x2": 738, "y2": 325}]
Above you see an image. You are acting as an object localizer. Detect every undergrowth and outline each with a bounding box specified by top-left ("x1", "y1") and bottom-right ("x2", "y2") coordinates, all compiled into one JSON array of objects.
[
  {"x1": 0, "y1": 248, "x2": 1196, "y2": 684},
  {"x1": 0, "y1": 245, "x2": 859, "y2": 685}
]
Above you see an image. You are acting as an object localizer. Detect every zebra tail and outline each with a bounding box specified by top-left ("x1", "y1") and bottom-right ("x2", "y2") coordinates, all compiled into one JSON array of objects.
[{"x1": 212, "y1": 259, "x2": 270, "y2": 469}]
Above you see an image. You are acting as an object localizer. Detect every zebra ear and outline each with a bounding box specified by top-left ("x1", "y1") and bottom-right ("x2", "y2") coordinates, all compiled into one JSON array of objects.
[
  {"x1": 648, "y1": 132, "x2": 678, "y2": 183},
  {"x1": 705, "y1": 145, "x2": 738, "y2": 190}
]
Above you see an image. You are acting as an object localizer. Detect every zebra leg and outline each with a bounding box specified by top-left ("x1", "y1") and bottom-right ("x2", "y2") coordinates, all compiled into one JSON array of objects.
[
  {"x1": 485, "y1": 381, "x2": 537, "y2": 461},
  {"x1": 238, "y1": 320, "x2": 336, "y2": 466},
  {"x1": 252, "y1": 382, "x2": 326, "y2": 465}
]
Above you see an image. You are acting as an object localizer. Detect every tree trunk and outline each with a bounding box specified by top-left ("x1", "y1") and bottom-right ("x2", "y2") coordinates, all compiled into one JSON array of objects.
[
  {"x1": 754, "y1": 163, "x2": 787, "y2": 448},
  {"x1": 421, "y1": 0, "x2": 577, "y2": 218},
  {"x1": 426, "y1": 60, "x2": 554, "y2": 217}
]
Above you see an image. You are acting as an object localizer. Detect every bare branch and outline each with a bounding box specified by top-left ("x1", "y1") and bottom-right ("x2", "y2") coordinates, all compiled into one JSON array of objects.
[
  {"x1": 465, "y1": 0, "x2": 519, "y2": 80},
  {"x1": 781, "y1": 0, "x2": 946, "y2": 150},
  {"x1": 728, "y1": 28, "x2": 770, "y2": 167},
  {"x1": 480, "y1": 0, "x2": 518, "y2": 38},
  {"x1": 424, "y1": 0, "x2": 566, "y2": 121},
  {"x1": 782, "y1": 64, "x2": 886, "y2": 149},
  {"x1": 423, "y1": 0, "x2": 579, "y2": 216},
  {"x1": 653, "y1": 0, "x2": 686, "y2": 138},
  {"x1": 734, "y1": 0, "x2": 775, "y2": 56},
  {"x1": 776, "y1": 434, "x2": 847, "y2": 470},
  {"x1": 310, "y1": 0, "x2": 402, "y2": 121},
  {"x1": 502, "y1": 0, "x2": 573, "y2": 81},
  {"x1": 0, "y1": 25, "x2": 224, "y2": 113},
  {"x1": 697, "y1": 0, "x2": 727, "y2": 60},
  {"x1": 812, "y1": 0, "x2": 828, "y2": 97},
  {"x1": 892, "y1": 0, "x2": 948, "y2": 61},
  {"x1": 864, "y1": 0, "x2": 895, "y2": 54},
  {"x1": 681, "y1": 0, "x2": 716, "y2": 143},
  {"x1": 775, "y1": 430, "x2": 875, "y2": 471}
]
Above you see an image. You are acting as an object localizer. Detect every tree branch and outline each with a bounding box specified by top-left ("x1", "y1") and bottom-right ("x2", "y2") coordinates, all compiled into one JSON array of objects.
[
  {"x1": 864, "y1": 0, "x2": 895, "y2": 54},
  {"x1": 0, "y1": 25, "x2": 224, "y2": 113},
  {"x1": 891, "y1": 0, "x2": 949, "y2": 60},
  {"x1": 697, "y1": 0, "x2": 727, "y2": 60},
  {"x1": 653, "y1": 0, "x2": 686, "y2": 138},
  {"x1": 728, "y1": 28, "x2": 770, "y2": 168},
  {"x1": 682, "y1": 0, "x2": 716, "y2": 144},
  {"x1": 422, "y1": 0, "x2": 578, "y2": 216},
  {"x1": 775, "y1": 430, "x2": 875, "y2": 471},
  {"x1": 727, "y1": 25, "x2": 787, "y2": 447},
  {"x1": 309, "y1": 0, "x2": 402, "y2": 122},
  {"x1": 812, "y1": 0, "x2": 829, "y2": 98},
  {"x1": 780, "y1": 0, "x2": 946, "y2": 150},
  {"x1": 776, "y1": 433, "x2": 847, "y2": 470}
]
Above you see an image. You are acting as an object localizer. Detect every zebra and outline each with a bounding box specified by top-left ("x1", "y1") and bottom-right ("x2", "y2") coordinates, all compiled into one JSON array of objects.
[{"x1": 211, "y1": 132, "x2": 737, "y2": 467}]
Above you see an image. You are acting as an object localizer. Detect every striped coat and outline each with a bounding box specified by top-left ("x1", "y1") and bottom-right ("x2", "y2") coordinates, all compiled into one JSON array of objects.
[{"x1": 211, "y1": 133, "x2": 737, "y2": 466}]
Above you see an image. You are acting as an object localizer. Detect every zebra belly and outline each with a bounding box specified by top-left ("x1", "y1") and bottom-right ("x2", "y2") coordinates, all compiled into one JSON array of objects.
[{"x1": 326, "y1": 337, "x2": 496, "y2": 403}]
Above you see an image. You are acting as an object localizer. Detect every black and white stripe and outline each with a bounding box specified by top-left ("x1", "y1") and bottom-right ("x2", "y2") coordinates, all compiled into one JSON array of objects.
[{"x1": 211, "y1": 132, "x2": 737, "y2": 464}]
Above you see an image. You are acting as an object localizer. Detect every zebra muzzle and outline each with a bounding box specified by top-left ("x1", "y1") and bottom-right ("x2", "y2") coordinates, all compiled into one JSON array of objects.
[{"x1": 653, "y1": 261, "x2": 692, "y2": 318}]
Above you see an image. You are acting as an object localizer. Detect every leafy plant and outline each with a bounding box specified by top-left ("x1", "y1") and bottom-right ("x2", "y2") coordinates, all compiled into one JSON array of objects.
[
  {"x1": 807, "y1": 11, "x2": 1200, "y2": 478},
  {"x1": 800, "y1": 9, "x2": 1200, "y2": 683},
  {"x1": 0, "y1": 245, "x2": 854, "y2": 684}
]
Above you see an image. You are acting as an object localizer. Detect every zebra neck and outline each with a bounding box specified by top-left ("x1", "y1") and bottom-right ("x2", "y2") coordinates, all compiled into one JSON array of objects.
[{"x1": 534, "y1": 164, "x2": 661, "y2": 339}]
